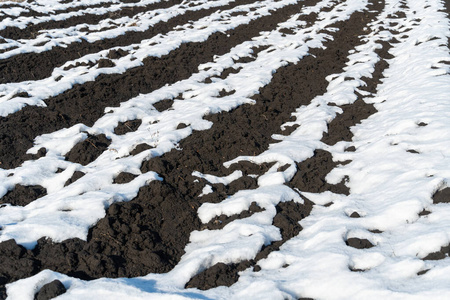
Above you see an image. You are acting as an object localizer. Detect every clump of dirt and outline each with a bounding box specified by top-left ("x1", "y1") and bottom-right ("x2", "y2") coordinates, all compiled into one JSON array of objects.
[
  {"x1": 186, "y1": 262, "x2": 248, "y2": 290},
  {"x1": 288, "y1": 150, "x2": 350, "y2": 195},
  {"x1": 422, "y1": 245, "x2": 450, "y2": 260},
  {"x1": 65, "y1": 134, "x2": 111, "y2": 165},
  {"x1": 63, "y1": 61, "x2": 96, "y2": 71},
  {"x1": 432, "y1": 187, "x2": 450, "y2": 204},
  {"x1": 176, "y1": 123, "x2": 188, "y2": 129},
  {"x1": 107, "y1": 49, "x2": 129, "y2": 60},
  {"x1": 113, "y1": 172, "x2": 138, "y2": 184},
  {"x1": 203, "y1": 176, "x2": 260, "y2": 204},
  {"x1": 346, "y1": 237, "x2": 375, "y2": 249},
  {"x1": 34, "y1": 280, "x2": 66, "y2": 300},
  {"x1": 203, "y1": 202, "x2": 264, "y2": 230},
  {"x1": 153, "y1": 99, "x2": 174, "y2": 112},
  {"x1": 321, "y1": 99, "x2": 377, "y2": 145},
  {"x1": 23, "y1": 147, "x2": 47, "y2": 163},
  {"x1": 227, "y1": 161, "x2": 275, "y2": 176},
  {"x1": 0, "y1": 184, "x2": 47, "y2": 206},
  {"x1": 0, "y1": 239, "x2": 40, "y2": 294},
  {"x1": 114, "y1": 119, "x2": 142, "y2": 135},
  {"x1": 130, "y1": 143, "x2": 153, "y2": 156},
  {"x1": 349, "y1": 211, "x2": 361, "y2": 218},
  {"x1": 97, "y1": 59, "x2": 116, "y2": 68},
  {"x1": 418, "y1": 209, "x2": 431, "y2": 216},
  {"x1": 186, "y1": 199, "x2": 313, "y2": 290},
  {"x1": 64, "y1": 171, "x2": 85, "y2": 187}
]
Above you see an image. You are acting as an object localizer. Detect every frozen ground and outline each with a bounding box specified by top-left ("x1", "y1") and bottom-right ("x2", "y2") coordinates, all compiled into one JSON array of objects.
[{"x1": 0, "y1": 0, "x2": 449, "y2": 299}]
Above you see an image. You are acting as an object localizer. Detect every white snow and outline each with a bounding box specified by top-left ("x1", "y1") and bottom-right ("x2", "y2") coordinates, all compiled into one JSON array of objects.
[{"x1": 1, "y1": 0, "x2": 450, "y2": 299}]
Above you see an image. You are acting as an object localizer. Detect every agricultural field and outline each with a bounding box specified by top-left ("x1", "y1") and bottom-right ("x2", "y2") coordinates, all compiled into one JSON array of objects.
[{"x1": 0, "y1": 0, "x2": 449, "y2": 299}]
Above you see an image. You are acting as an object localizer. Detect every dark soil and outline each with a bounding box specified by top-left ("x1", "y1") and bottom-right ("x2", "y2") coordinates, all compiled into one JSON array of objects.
[
  {"x1": 129, "y1": 143, "x2": 153, "y2": 156},
  {"x1": 153, "y1": 99, "x2": 174, "y2": 112},
  {"x1": 64, "y1": 171, "x2": 85, "y2": 187},
  {"x1": 0, "y1": 0, "x2": 389, "y2": 297},
  {"x1": 114, "y1": 119, "x2": 142, "y2": 135},
  {"x1": 321, "y1": 99, "x2": 377, "y2": 145},
  {"x1": 422, "y1": 245, "x2": 450, "y2": 260},
  {"x1": 0, "y1": 184, "x2": 47, "y2": 207},
  {"x1": 432, "y1": 187, "x2": 450, "y2": 204},
  {"x1": 203, "y1": 202, "x2": 264, "y2": 231},
  {"x1": 288, "y1": 149, "x2": 350, "y2": 195},
  {"x1": 186, "y1": 262, "x2": 245, "y2": 290},
  {"x1": 65, "y1": 134, "x2": 111, "y2": 166},
  {"x1": 186, "y1": 200, "x2": 313, "y2": 290},
  {"x1": 321, "y1": 40, "x2": 393, "y2": 145},
  {"x1": 346, "y1": 237, "x2": 375, "y2": 249},
  {"x1": 34, "y1": 280, "x2": 66, "y2": 300},
  {"x1": 113, "y1": 172, "x2": 138, "y2": 184}
]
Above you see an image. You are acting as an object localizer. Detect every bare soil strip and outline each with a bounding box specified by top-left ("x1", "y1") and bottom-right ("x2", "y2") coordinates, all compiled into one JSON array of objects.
[
  {"x1": 0, "y1": 0, "x2": 317, "y2": 170},
  {"x1": 0, "y1": 0, "x2": 384, "y2": 297},
  {"x1": 321, "y1": 41, "x2": 393, "y2": 146}
]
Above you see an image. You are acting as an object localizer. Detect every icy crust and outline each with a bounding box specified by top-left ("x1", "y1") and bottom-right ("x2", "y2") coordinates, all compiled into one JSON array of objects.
[
  {"x1": 2, "y1": 0, "x2": 450, "y2": 299},
  {"x1": 0, "y1": 0, "x2": 299, "y2": 116}
]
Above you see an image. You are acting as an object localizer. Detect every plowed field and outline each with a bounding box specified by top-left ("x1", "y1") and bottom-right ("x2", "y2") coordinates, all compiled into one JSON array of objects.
[{"x1": 1, "y1": 0, "x2": 449, "y2": 299}]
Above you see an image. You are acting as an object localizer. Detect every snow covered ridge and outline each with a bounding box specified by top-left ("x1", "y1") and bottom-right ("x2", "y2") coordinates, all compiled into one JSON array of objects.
[{"x1": 1, "y1": 0, "x2": 450, "y2": 299}]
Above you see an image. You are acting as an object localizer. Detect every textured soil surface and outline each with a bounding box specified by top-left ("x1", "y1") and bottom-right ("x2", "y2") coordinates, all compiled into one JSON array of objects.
[{"x1": 1, "y1": 0, "x2": 442, "y2": 298}]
